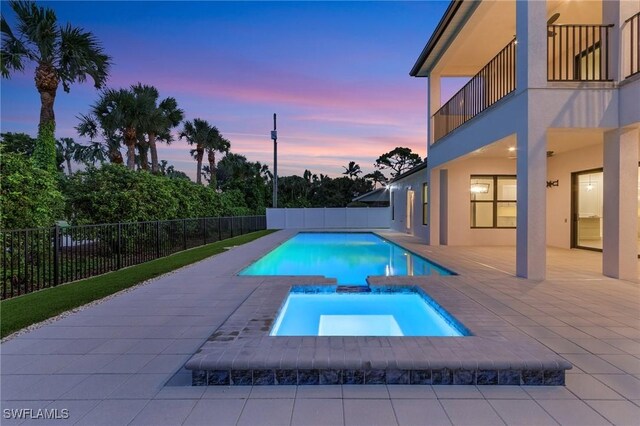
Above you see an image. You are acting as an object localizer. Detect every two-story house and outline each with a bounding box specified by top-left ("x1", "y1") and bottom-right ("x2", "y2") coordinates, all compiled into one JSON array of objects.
[{"x1": 390, "y1": 0, "x2": 639, "y2": 280}]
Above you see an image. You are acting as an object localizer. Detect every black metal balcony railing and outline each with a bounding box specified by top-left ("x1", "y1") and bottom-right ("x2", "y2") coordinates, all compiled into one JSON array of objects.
[
  {"x1": 0, "y1": 215, "x2": 267, "y2": 300},
  {"x1": 625, "y1": 12, "x2": 640, "y2": 78},
  {"x1": 433, "y1": 38, "x2": 516, "y2": 142},
  {"x1": 547, "y1": 24, "x2": 613, "y2": 81}
]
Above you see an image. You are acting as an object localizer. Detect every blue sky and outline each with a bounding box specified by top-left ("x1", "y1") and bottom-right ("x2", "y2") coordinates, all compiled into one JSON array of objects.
[{"x1": 1, "y1": 1, "x2": 451, "y2": 179}]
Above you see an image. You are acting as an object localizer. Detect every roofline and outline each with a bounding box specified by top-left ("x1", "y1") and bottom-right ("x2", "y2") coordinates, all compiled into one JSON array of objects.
[
  {"x1": 352, "y1": 187, "x2": 388, "y2": 202},
  {"x1": 389, "y1": 161, "x2": 428, "y2": 183},
  {"x1": 409, "y1": 0, "x2": 463, "y2": 77}
]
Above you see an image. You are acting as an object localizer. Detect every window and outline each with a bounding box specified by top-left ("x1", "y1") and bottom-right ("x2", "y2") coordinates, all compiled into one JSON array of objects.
[
  {"x1": 422, "y1": 183, "x2": 428, "y2": 225},
  {"x1": 470, "y1": 175, "x2": 517, "y2": 228}
]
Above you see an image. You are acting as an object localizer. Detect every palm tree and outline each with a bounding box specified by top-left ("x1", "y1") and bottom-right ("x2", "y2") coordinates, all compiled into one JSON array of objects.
[
  {"x1": 180, "y1": 118, "x2": 214, "y2": 185},
  {"x1": 203, "y1": 128, "x2": 230, "y2": 189},
  {"x1": 79, "y1": 87, "x2": 154, "y2": 170},
  {"x1": 55, "y1": 137, "x2": 78, "y2": 175},
  {"x1": 76, "y1": 141, "x2": 107, "y2": 166},
  {"x1": 76, "y1": 113, "x2": 123, "y2": 164},
  {"x1": 1, "y1": 0, "x2": 110, "y2": 170},
  {"x1": 364, "y1": 170, "x2": 388, "y2": 189},
  {"x1": 132, "y1": 84, "x2": 184, "y2": 174},
  {"x1": 342, "y1": 161, "x2": 362, "y2": 179}
]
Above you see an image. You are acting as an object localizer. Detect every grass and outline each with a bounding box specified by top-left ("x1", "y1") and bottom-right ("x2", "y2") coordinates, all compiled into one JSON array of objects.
[{"x1": 0, "y1": 230, "x2": 275, "y2": 338}]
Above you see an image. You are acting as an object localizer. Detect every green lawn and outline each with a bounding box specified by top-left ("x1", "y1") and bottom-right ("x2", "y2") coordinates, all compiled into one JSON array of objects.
[{"x1": 0, "y1": 230, "x2": 275, "y2": 338}]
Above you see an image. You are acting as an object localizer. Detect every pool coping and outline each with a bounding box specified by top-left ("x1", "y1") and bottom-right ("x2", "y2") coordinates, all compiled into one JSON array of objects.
[{"x1": 184, "y1": 231, "x2": 573, "y2": 386}]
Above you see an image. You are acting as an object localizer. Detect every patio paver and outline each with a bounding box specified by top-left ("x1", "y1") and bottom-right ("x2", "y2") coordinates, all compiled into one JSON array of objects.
[{"x1": 1, "y1": 229, "x2": 638, "y2": 425}]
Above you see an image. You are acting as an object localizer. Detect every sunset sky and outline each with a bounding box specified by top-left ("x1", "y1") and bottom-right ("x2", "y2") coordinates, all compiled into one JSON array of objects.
[{"x1": 1, "y1": 1, "x2": 455, "y2": 179}]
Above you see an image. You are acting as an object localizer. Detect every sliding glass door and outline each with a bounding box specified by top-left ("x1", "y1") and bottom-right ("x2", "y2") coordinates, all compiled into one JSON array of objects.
[
  {"x1": 572, "y1": 166, "x2": 640, "y2": 255},
  {"x1": 572, "y1": 169, "x2": 603, "y2": 250}
]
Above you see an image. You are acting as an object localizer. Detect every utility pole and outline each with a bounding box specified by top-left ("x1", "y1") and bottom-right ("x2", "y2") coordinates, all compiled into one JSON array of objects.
[{"x1": 271, "y1": 113, "x2": 278, "y2": 208}]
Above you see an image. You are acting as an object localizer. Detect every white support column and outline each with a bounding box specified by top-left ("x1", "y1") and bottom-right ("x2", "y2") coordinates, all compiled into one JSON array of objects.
[
  {"x1": 427, "y1": 73, "x2": 441, "y2": 147},
  {"x1": 603, "y1": 128, "x2": 639, "y2": 280},
  {"x1": 515, "y1": 0, "x2": 548, "y2": 280},
  {"x1": 428, "y1": 167, "x2": 440, "y2": 246},
  {"x1": 516, "y1": 0, "x2": 547, "y2": 92},
  {"x1": 602, "y1": 0, "x2": 622, "y2": 81},
  {"x1": 516, "y1": 124, "x2": 547, "y2": 280},
  {"x1": 439, "y1": 169, "x2": 449, "y2": 245}
]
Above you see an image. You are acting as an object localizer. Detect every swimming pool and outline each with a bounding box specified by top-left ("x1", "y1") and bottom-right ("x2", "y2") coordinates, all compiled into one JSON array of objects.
[
  {"x1": 240, "y1": 232, "x2": 453, "y2": 284},
  {"x1": 271, "y1": 287, "x2": 469, "y2": 337}
]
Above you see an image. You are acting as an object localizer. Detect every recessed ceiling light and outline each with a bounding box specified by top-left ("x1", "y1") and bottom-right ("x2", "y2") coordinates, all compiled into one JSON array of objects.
[{"x1": 508, "y1": 147, "x2": 516, "y2": 152}]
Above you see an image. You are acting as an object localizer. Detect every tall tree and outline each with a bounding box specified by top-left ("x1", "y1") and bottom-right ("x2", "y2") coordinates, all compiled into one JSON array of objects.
[
  {"x1": 132, "y1": 84, "x2": 183, "y2": 173},
  {"x1": 342, "y1": 161, "x2": 362, "y2": 179},
  {"x1": 180, "y1": 118, "x2": 214, "y2": 185},
  {"x1": 1, "y1": 0, "x2": 111, "y2": 171},
  {"x1": 204, "y1": 128, "x2": 230, "y2": 189},
  {"x1": 55, "y1": 137, "x2": 78, "y2": 175},
  {"x1": 363, "y1": 170, "x2": 388, "y2": 189},
  {"x1": 374, "y1": 147, "x2": 423, "y2": 177},
  {"x1": 76, "y1": 112, "x2": 123, "y2": 164},
  {"x1": 79, "y1": 87, "x2": 154, "y2": 170}
]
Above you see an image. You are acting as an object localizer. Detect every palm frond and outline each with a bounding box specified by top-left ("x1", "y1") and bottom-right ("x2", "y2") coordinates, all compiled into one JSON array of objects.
[
  {"x1": 1, "y1": 15, "x2": 33, "y2": 77},
  {"x1": 58, "y1": 23, "x2": 111, "y2": 92},
  {"x1": 75, "y1": 113, "x2": 99, "y2": 140},
  {"x1": 10, "y1": 0, "x2": 57, "y2": 62}
]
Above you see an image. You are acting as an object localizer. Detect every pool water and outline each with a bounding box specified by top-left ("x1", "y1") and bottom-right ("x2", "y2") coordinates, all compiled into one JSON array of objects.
[
  {"x1": 240, "y1": 232, "x2": 453, "y2": 285},
  {"x1": 270, "y1": 289, "x2": 468, "y2": 337}
]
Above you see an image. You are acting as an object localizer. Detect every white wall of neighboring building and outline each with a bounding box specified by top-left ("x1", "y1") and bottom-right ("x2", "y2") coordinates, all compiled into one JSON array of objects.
[
  {"x1": 389, "y1": 171, "x2": 428, "y2": 241},
  {"x1": 266, "y1": 208, "x2": 390, "y2": 229}
]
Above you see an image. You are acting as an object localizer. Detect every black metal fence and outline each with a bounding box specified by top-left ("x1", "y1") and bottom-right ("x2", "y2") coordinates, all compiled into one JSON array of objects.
[
  {"x1": 547, "y1": 24, "x2": 613, "y2": 81},
  {"x1": 1, "y1": 215, "x2": 266, "y2": 300},
  {"x1": 625, "y1": 12, "x2": 640, "y2": 79},
  {"x1": 433, "y1": 38, "x2": 516, "y2": 142}
]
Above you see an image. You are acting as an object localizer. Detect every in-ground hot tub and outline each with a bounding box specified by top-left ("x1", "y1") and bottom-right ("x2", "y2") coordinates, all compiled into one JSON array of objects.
[{"x1": 270, "y1": 287, "x2": 470, "y2": 337}]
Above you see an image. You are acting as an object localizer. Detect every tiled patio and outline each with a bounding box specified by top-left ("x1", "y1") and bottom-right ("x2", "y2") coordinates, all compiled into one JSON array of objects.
[{"x1": 1, "y1": 230, "x2": 639, "y2": 425}]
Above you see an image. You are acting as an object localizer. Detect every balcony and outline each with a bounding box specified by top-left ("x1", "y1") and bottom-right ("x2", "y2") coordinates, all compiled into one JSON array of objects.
[
  {"x1": 624, "y1": 12, "x2": 639, "y2": 79},
  {"x1": 433, "y1": 39, "x2": 516, "y2": 143},
  {"x1": 547, "y1": 24, "x2": 614, "y2": 81}
]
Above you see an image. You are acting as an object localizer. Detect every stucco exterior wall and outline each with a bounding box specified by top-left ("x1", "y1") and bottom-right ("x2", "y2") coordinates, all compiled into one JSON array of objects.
[
  {"x1": 440, "y1": 157, "x2": 517, "y2": 246},
  {"x1": 546, "y1": 143, "x2": 604, "y2": 249},
  {"x1": 389, "y1": 171, "x2": 428, "y2": 241}
]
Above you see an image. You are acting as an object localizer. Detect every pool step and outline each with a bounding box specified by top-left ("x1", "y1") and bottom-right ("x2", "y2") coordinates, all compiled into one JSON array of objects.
[{"x1": 336, "y1": 285, "x2": 371, "y2": 293}]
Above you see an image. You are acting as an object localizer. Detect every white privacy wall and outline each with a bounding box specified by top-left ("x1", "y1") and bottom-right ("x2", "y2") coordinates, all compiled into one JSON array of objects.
[{"x1": 266, "y1": 208, "x2": 390, "y2": 229}]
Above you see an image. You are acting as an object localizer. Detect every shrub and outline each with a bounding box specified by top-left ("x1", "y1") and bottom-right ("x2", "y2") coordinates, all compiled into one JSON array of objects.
[
  {"x1": 0, "y1": 152, "x2": 64, "y2": 229},
  {"x1": 64, "y1": 164, "x2": 252, "y2": 224}
]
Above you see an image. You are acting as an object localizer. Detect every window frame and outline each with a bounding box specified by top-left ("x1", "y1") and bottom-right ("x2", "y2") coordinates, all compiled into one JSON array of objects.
[{"x1": 470, "y1": 174, "x2": 517, "y2": 229}]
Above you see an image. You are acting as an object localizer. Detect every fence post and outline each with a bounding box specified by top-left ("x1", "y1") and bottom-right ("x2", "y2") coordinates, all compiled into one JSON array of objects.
[
  {"x1": 218, "y1": 217, "x2": 222, "y2": 241},
  {"x1": 203, "y1": 218, "x2": 207, "y2": 245},
  {"x1": 53, "y1": 225, "x2": 60, "y2": 286},
  {"x1": 240, "y1": 216, "x2": 244, "y2": 235},
  {"x1": 183, "y1": 219, "x2": 187, "y2": 250},
  {"x1": 155, "y1": 220, "x2": 161, "y2": 259},
  {"x1": 230, "y1": 217, "x2": 235, "y2": 238},
  {"x1": 117, "y1": 223, "x2": 122, "y2": 270}
]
